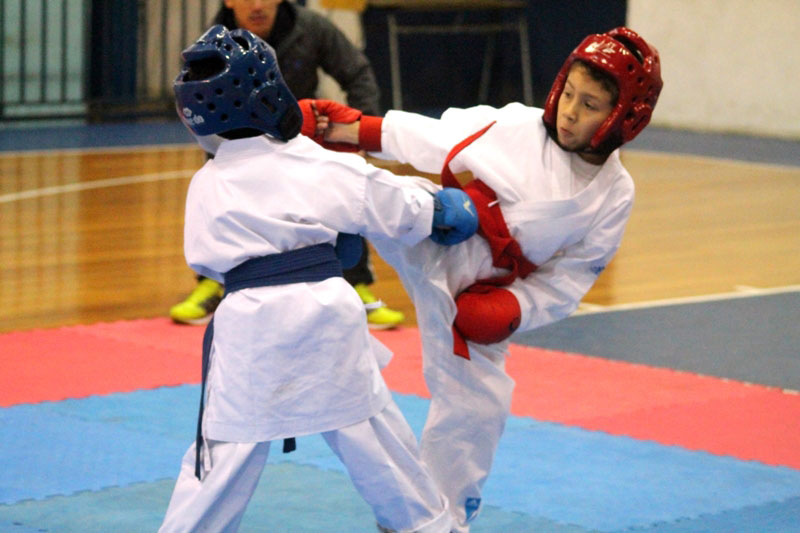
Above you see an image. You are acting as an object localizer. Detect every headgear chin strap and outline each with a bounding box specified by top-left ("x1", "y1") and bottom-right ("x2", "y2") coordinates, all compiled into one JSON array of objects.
[
  {"x1": 173, "y1": 25, "x2": 302, "y2": 141},
  {"x1": 542, "y1": 27, "x2": 663, "y2": 153}
]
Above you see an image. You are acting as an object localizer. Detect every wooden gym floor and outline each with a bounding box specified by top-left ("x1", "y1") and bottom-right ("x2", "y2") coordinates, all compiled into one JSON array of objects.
[{"x1": 1, "y1": 129, "x2": 799, "y2": 334}]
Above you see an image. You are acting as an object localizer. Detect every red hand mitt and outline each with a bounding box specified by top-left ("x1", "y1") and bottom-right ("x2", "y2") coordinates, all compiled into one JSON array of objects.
[{"x1": 454, "y1": 285, "x2": 521, "y2": 345}]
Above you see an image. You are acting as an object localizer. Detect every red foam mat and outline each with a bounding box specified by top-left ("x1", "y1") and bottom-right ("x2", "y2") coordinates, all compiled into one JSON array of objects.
[
  {"x1": 571, "y1": 388, "x2": 800, "y2": 469},
  {"x1": 375, "y1": 329, "x2": 800, "y2": 469},
  {"x1": 2, "y1": 320, "x2": 799, "y2": 469},
  {"x1": 504, "y1": 344, "x2": 762, "y2": 421},
  {"x1": 71, "y1": 318, "x2": 207, "y2": 356},
  {"x1": 0, "y1": 319, "x2": 202, "y2": 406}
]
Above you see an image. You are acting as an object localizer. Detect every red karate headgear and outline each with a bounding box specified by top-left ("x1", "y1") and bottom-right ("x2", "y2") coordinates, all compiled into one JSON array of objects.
[{"x1": 542, "y1": 27, "x2": 663, "y2": 153}]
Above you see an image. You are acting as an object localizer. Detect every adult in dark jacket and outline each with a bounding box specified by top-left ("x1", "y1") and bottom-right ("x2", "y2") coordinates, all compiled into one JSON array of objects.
[
  {"x1": 214, "y1": 0, "x2": 379, "y2": 114},
  {"x1": 171, "y1": 0, "x2": 405, "y2": 329}
]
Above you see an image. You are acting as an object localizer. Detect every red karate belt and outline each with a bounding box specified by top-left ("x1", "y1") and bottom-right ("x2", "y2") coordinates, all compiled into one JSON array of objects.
[{"x1": 439, "y1": 122, "x2": 537, "y2": 359}]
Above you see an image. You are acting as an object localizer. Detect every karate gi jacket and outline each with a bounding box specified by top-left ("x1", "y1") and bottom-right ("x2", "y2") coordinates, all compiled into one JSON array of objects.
[
  {"x1": 183, "y1": 134, "x2": 434, "y2": 442},
  {"x1": 369, "y1": 103, "x2": 635, "y2": 344}
]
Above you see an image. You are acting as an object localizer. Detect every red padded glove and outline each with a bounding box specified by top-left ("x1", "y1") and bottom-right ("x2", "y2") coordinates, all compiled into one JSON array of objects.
[
  {"x1": 297, "y1": 99, "x2": 382, "y2": 152},
  {"x1": 453, "y1": 284, "x2": 521, "y2": 345},
  {"x1": 312, "y1": 98, "x2": 362, "y2": 123},
  {"x1": 297, "y1": 99, "x2": 362, "y2": 152},
  {"x1": 298, "y1": 98, "x2": 321, "y2": 139}
]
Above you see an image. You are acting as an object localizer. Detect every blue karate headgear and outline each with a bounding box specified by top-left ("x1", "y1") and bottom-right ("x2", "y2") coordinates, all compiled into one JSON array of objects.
[{"x1": 174, "y1": 25, "x2": 302, "y2": 140}]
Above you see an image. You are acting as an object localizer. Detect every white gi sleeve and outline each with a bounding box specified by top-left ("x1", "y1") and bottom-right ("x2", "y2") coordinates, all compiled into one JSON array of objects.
[
  {"x1": 359, "y1": 162, "x2": 437, "y2": 247},
  {"x1": 375, "y1": 106, "x2": 502, "y2": 173},
  {"x1": 507, "y1": 193, "x2": 634, "y2": 332},
  {"x1": 310, "y1": 150, "x2": 437, "y2": 247}
]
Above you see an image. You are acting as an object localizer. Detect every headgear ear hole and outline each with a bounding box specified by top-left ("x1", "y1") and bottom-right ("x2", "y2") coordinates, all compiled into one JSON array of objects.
[
  {"x1": 232, "y1": 36, "x2": 250, "y2": 50},
  {"x1": 184, "y1": 57, "x2": 226, "y2": 82},
  {"x1": 261, "y1": 97, "x2": 276, "y2": 113},
  {"x1": 614, "y1": 35, "x2": 645, "y2": 63}
]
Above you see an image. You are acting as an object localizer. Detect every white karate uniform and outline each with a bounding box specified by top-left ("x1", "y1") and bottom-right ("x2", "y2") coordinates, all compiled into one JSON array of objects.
[
  {"x1": 160, "y1": 134, "x2": 451, "y2": 533},
  {"x1": 367, "y1": 103, "x2": 635, "y2": 532}
]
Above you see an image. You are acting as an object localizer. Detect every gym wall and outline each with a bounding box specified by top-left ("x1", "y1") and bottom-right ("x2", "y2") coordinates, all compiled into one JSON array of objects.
[{"x1": 628, "y1": 0, "x2": 800, "y2": 139}]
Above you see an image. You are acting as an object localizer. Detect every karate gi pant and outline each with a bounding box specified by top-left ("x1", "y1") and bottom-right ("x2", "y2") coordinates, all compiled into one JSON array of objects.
[
  {"x1": 159, "y1": 400, "x2": 452, "y2": 533},
  {"x1": 369, "y1": 235, "x2": 517, "y2": 533},
  {"x1": 419, "y1": 338, "x2": 514, "y2": 533}
]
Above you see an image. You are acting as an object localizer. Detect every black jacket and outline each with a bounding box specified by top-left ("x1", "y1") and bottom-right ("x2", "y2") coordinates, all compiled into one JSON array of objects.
[{"x1": 213, "y1": 2, "x2": 380, "y2": 115}]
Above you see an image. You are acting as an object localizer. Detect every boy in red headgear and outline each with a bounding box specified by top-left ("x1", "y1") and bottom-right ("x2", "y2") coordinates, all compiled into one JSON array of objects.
[{"x1": 303, "y1": 27, "x2": 663, "y2": 532}]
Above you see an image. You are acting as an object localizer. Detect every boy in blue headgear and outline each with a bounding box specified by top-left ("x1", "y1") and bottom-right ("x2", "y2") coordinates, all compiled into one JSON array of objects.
[
  {"x1": 171, "y1": 0, "x2": 405, "y2": 331},
  {"x1": 159, "y1": 25, "x2": 479, "y2": 533}
]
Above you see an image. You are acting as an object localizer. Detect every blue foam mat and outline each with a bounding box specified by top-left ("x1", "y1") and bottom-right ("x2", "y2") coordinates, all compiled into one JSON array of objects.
[
  {"x1": 272, "y1": 396, "x2": 800, "y2": 530},
  {"x1": 512, "y1": 292, "x2": 800, "y2": 390},
  {"x1": 0, "y1": 404, "x2": 186, "y2": 503},
  {"x1": 625, "y1": 496, "x2": 800, "y2": 532},
  {"x1": 627, "y1": 126, "x2": 800, "y2": 167},
  {"x1": 0, "y1": 467, "x2": 590, "y2": 533},
  {"x1": 0, "y1": 522, "x2": 49, "y2": 533},
  {"x1": 2, "y1": 386, "x2": 800, "y2": 531},
  {"x1": 489, "y1": 417, "x2": 800, "y2": 531}
]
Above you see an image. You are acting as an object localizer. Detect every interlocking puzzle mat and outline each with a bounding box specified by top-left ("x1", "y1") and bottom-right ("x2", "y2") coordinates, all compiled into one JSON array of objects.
[{"x1": 2, "y1": 317, "x2": 798, "y2": 531}]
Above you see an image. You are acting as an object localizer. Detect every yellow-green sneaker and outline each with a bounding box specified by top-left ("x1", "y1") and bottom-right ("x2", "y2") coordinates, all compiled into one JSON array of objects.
[
  {"x1": 354, "y1": 283, "x2": 405, "y2": 330},
  {"x1": 169, "y1": 278, "x2": 224, "y2": 325}
]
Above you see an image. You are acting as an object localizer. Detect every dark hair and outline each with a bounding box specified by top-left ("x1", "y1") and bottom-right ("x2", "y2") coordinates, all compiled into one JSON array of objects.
[
  {"x1": 212, "y1": 4, "x2": 237, "y2": 29},
  {"x1": 210, "y1": 2, "x2": 294, "y2": 46},
  {"x1": 571, "y1": 59, "x2": 619, "y2": 106}
]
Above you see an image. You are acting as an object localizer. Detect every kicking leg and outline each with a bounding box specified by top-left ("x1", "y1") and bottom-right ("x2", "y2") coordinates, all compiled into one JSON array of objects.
[{"x1": 421, "y1": 342, "x2": 514, "y2": 533}]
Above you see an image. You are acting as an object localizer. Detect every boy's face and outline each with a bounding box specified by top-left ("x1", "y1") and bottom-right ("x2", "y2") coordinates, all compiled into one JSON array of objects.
[
  {"x1": 224, "y1": 0, "x2": 283, "y2": 40},
  {"x1": 555, "y1": 64, "x2": 615, "y2": 158}
]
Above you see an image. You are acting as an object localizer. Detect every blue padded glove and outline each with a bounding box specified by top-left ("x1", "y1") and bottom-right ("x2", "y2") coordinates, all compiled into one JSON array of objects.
[{"x1": 430, "y1": 188, "x2": 479, "y2": 245}]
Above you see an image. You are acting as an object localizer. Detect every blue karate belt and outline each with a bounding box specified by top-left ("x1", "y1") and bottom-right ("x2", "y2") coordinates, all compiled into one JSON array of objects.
[{"x1": 195, "y1": 241, "x2": 345, "y2": 479}]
